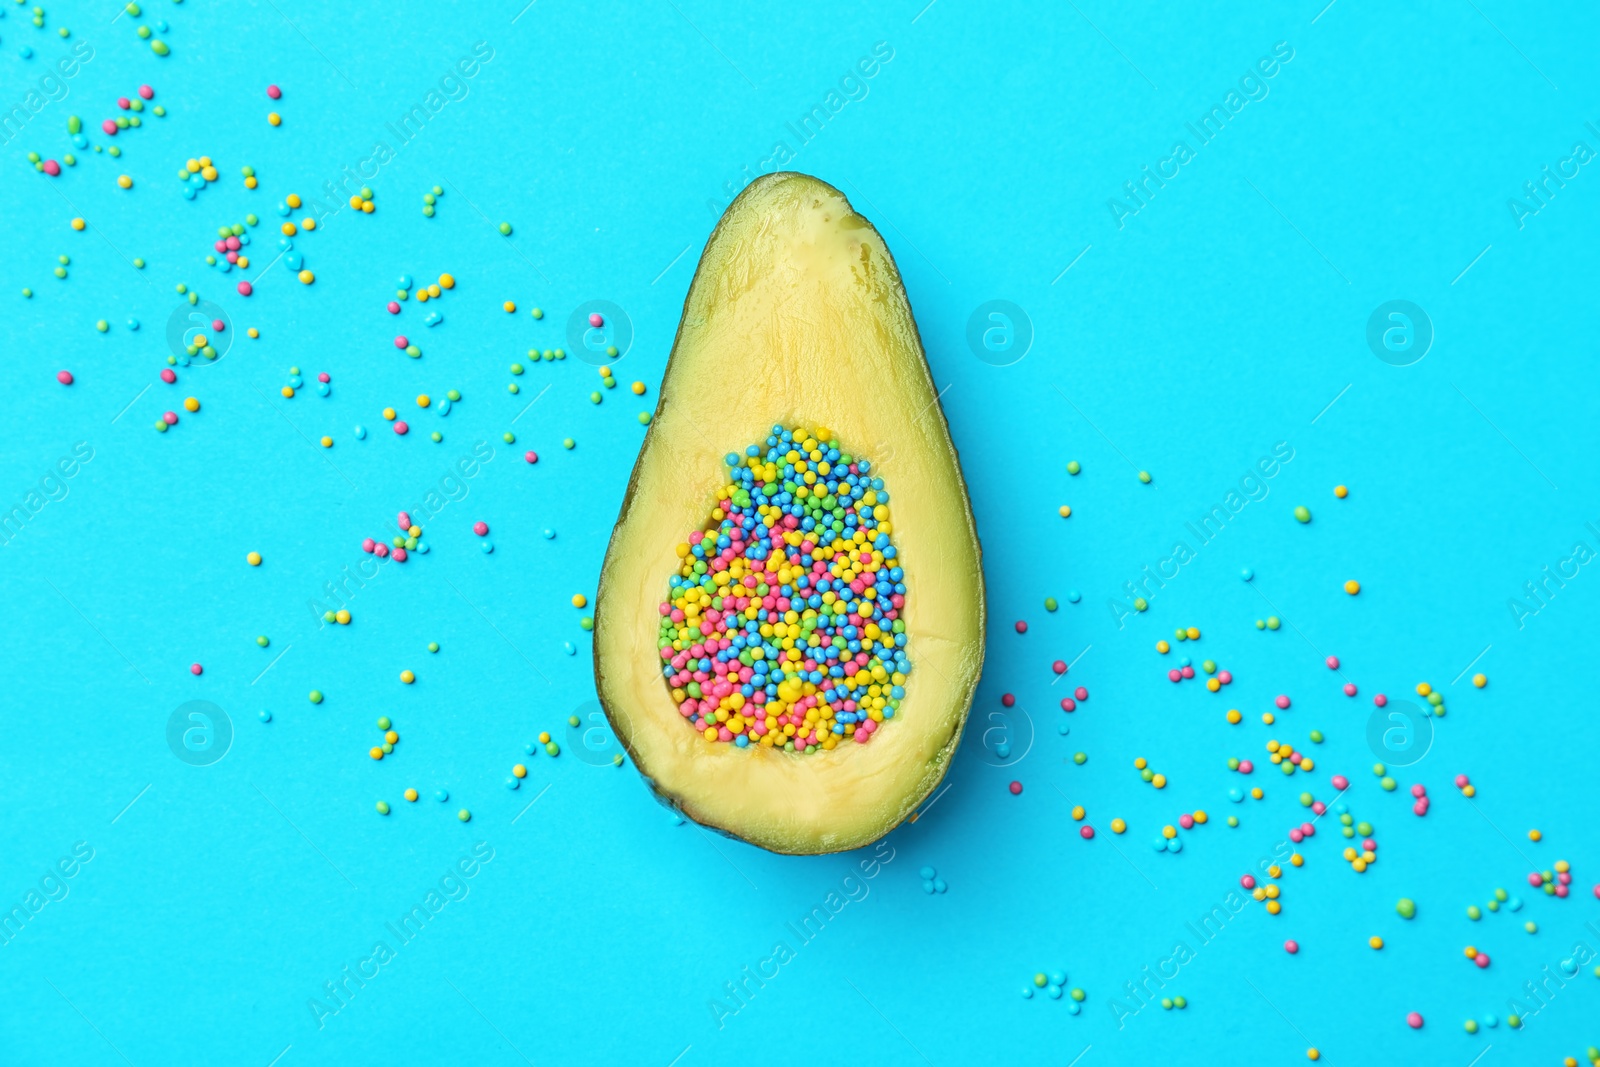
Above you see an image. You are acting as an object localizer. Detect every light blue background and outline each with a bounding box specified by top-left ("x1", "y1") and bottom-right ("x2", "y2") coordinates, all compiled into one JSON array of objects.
[{"x1": 3, "y1": 1, "x2": 1599, "y2": 1063}]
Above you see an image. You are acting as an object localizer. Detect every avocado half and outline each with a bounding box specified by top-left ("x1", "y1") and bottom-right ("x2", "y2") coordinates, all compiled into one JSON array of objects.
[{"x1": 594, "y1": 172, "x2": 984, "y2": 855}]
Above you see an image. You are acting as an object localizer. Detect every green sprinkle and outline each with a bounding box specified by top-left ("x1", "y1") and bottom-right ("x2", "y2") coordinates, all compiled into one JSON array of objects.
[
  {"x1": 1356, "y1": 821, "x2": 1372, "y2": 836},
  {"x1": 510, "y1": 363, "x2": 524, "y2": 375},
  {"x1": 309, "y1": 690, "x2": 323, "y2": 704},
  {"x1": 430, "y1": 431, "x2": 442, "y2": 442},
  {"x1": 1380, "y1": 776, "x2": 1396, "y2": 791},
  {"x1": 376, "y1": 801, "x2": 390, "y2": 815},
  {"x1": 151, "y1": 39, "x2": 170, "y2": 55},
  {"x1": 498, "y1": 221, "x2": 512, "y2": 235},
  {"x1": 530, "y1": 307, "x2": 543, "y2": 319},
  {"x1": 545, "y1": 742, "x2": 560, "y2": 757},
  {"x1": 563, "y1": 437, "x2": 575, "y2": 449},
  {"x1": 1044, "y1": 597, "x2": 1058, "y2": 611},
  {"x1": 132, "y1": 258, "x2": 145, "y2": 268},
  {"x1": 446, "y1": 389, "x2": 460, "y2": 401},
  {"x1": 1226, "y1": 815, "x2": 1238, "y2": 827},
  {"x1": 1073, "y1": 751, "x2": 1087, "y2": 765},
  {"x1": 502, "y1": 432, "x2": 514, "y2": 443},
  {"x1": 256, "y1": 636, "x2": 269, "y2": 647},
  {"x1": 589, "y1": 391, "x2": 602, "y2": 404},
  {"x1": 377, "y1": 717, "x2": 391, "y2": 730},
  {"x1": 428, "y1": 642, "x2": 440, "y2": 653},
  {"x1": 1266, "y1": 616, "x2": 1280, "y2": 630},
  {"x1": 21, "y1": 288, "x2": 32, "y2": 298},
  {"x1": 67, "y1": 116, "x2": 80, "y2": 133},
  {"x1": 1309, "y1": 730, "x2": 1324, "y2": 743},
  {"x1": 1396, "y1": 898, "x2": 1416, "y2": 919},
  {"x1": 1070, "y1": 988, "x2": 1085, "y2": 1002},
  {"x1": 154, "y1": 105, "x2": 166, "y2": 117},
  {"x1": 1066, "y1": 460, "x2": 1080, "y2": 475},
  {"x1": 637, "y1": 412, "x2": 652, "y2": 425},
  {"x1": 1137, "y1": 470, "x2": 1151, "y2": 484},
  {"x1": 422, "y1": 205, "x2": 434, "y2": 217},
  {"x1": 1293, "y1": 505, "x2": 1311, "y2": 523},
  {"x1": 95, "y1": 320, "x2": 108, "y2": 332},
  {"x1": 1133, "y1": 597, "x2": 1147, "y2": 611},
  {"x1": 458, "y1": 809, "x2": 472, "y2": 822},
  {"x1": 579, "y1": 616, "x2": 593, "y2": 631}
]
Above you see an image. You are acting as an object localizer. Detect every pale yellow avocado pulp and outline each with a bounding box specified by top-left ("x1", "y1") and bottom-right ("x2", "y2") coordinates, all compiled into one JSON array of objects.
[{"x1": 594, "y1": 173, "x2": 984, "y2": 855}]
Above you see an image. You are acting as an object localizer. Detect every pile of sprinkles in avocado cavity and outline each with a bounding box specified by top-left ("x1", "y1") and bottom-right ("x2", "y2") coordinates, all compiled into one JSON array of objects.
[{"x1": 657, "y1": 424, "x2": 909, "y2": 752}]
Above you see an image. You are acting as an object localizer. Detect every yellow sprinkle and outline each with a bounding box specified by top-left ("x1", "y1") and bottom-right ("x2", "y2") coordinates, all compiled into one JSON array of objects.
[
  {"x1": 267, "y1": 112, "x2": 281, "y2": 126},
  {"x1": 70, "y1": 217, "x2": 85, "y2": 231},
  {"x1": 246, "y1": 552, "x2": 262, "y2": 566}
]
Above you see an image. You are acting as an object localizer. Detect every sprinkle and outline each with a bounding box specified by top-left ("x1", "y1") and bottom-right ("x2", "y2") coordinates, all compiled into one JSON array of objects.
[
  {"x1": 1009, "y1": 781, "x2": 1023, "y2": 795},
  {"x1": 1334, "y1": 484, "x2": 1348, "y2": 497},
  {"x1": 1344, "y1": 580, "x2": 1360, "y2": 595},
  {"x1": 1293, "y1": 505, "x2": 1311, "y2": 523},
  {"x1": 1472, "y1": 673, "x2": 1487, "y2": 688},
  {"x1": 309, "y1": 690, "x2": 323, "y2": 703},
  {"x1": 56, "y1": 370, "x2": 74, "y2": 385},
  {"x1": 247, "y1": 552, "x2": 262, "y2": 566}
]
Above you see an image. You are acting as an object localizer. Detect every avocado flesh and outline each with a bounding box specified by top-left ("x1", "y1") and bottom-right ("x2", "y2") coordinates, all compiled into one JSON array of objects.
[{"x1": 594, "y1": 172, "x2": 984, "y2": 855}]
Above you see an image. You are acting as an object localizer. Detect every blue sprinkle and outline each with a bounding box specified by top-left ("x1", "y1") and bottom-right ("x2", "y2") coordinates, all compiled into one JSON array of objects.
[
  {"x1": 399, "y1": 274, "x2": 412, "y2": 290},
  {"x1": 425, "y1": 311, "x2": 442, "y2": 326},
  {"x1": 1067, "y1": 590, "x2": 1081, "y2": 603},
  {"x1": 542, "y1": 528, "x2": 555, "y2": 539},
  {"x1": 354, "y1": 425, "x2": 366, "y2": 439},
  {"x1": 315, "y1": 382, "x2": 330, "y2": 397},
  {"x1": 1066, "y1": 1000, "x2": 1081, "y2": 1015},
  {"x1": 933, "y1": 878, "x2": 947, "y2": 893},
  {"x1": 285, "y1": 252, "x2": 303, "y2": 270},
  {"x1": 918, "y1": 866, "x2": 935, "y2": 880},
  {"x1": 505, "y1": 777, "x2": 520, "y2": 790},
  {"x1": 1241, "y1": 566, "x2": 1254, "y2": 581},
  {"x1": 257, "y1": 709, "x2": 271, "y2": 722},
  {"x1": 480, "y1": 540, "x2": 493, "y2": 553},
  {"x1": 434, "y1": 789, "x2": 449, "y2": 802},
  {"x1": 126, "y1": 318, "x2": 139, "y2": 331},
  {"x1": 1168, "y1": 837, "x2": 1183, "y2": 853},
  {"x1": 1047, "y1": 985, "x2": 1062, "y2": 1000},
  {"x1": 1021, "y1": 987, "x2": 1033, "y2": 1000}
]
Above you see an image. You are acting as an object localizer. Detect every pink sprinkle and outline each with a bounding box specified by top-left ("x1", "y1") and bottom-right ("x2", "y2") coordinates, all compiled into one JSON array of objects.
[
  {"x1": 1180, "y1": 665, "x2": 1195, "y2": 678},
  {"x1": 1238, "y1": 760, "x2": 1253, "y2": 774},
  {"x1": 1014, "y1": 620, "x2": 1027, "y2": 633},
  {"x1": 1412, "y1": 799, "x2": 1429, "y2": 816},
  {"x1": 1079, "y1": 825, "x2": 1094, "y2": 839},
  {"x1": 394, "y1": 421, "x2": 409, "y2": 435},
  {"x1": 1326, "y1": 655, "x2": 1340, "y2": 669},
  {"x1": 1410, "y1": 783, "x2": 1426, "y2": 798},
  {"x1": 1557, "y1": 884, "x2": 1569, "y2": 898},
  {"x1": 1310, "y1": 801, "x2": 1325, "y2": 815},
  {"x1": 1168, "y1": 669, "x2": 1182, "y2": 683},
  {"x1": 362, "y1": 538, "x2": 375, "y2": 553},
  {"x1": 1001, "y1": 693, "x2": 1015, "y2": 707},
  {"x1": 524, "y1": 451, "x2": 538, "y2": 463},
  {"x1": 394, "y1": 335, "x2": 409, "y2": 348},
  {"x1": 1074, "y1": 687, "x2": 1088, "y2": 701},
  {"x1": 1331, "y1": 775, "x2": 1349, "y2": 790},
  {"x1": 190, "y1": 663, "x2": 203, "y2": 675},
  {"x1": 1558, "y1": 871, "x2": 1571, "y2": 885},
  {"x1": 160, "y1": 369, "x2": 176, "y2": 383},
  {"x1": 138, "y1": 85, "x2": 154, "y2": 100},
  {"x1": 1217, "y1": 670, "x2": 1232, "y2": 684},
  {"x1": 1008, "y1": 781, "x2": 1022, "y2": 795},
  {"x1": 374, "y1": 543, "x2": 389, "y2": 558},
  {"x1": 237, "y1": 281, "x2": 253, "y2": 296},
  {"x1": 589, "y1": 312, "x2": 604, "y2": 327},
  {"x1": 1362, "y1": 838, "x2": 1376, "y2": 851},
  {"x1": 393, "y1": 547, "x2": 407, "y2": 562},
  {"x1": 1374, "y1": 693, "x2": 1388, "y2": 707},
  {"x1": 1343, "y1": 683, "x2": 1357, "y2": 696},
  {"x1": 211, "y1": 318, "x2": 226, "y2": 331},
  {"x1": 56, "y1": 370, "x2": 73, "y2": 385},
  {"x1": 267, "y1": 84, "x2": 282, "y2": 99},
  {"x1": 163, "y1": 411, "x2": 178, "y2": 425},
  {"x1": 1406, "y1": 1012, "x2": 1423, "y2": 1030},
  {"x1": 1052, "y1": 660, "x2": 1067, "y2": 675},
  {"x1": 318, "y1": 372, "x2": 330, "y2": 383},
  {"x1": 118, "y1": 97, "x2": 131, "y2": 110},
  {"x1": 387, "y1": 301, "x2": 401, "y2": 314},
  {"x1": 1059, "y1": 698, "x2": 1076, "y2": 712},
  {"x1": 1240, "y1": 874, "x2": 1256, "y2": 889},
  {"x1": 1454, "y1": 774, "x2": 1470, "y2": 788},
  {"x1": 1274, "y1": 694, "x2": 1290, "y2": 709},
  {"x1": 1179, "y1": 813, "x2": 1194, "y2": 829},
  {"x1": 101, "y1": 119, "x2": 118, "y2": 135},
  {"x1": 473, "y1": 521, "x2": 489, "y2": 536},
  {"x1": 1284, "y1": 940, "x2": 1299, "y2": 954},
  {"x1": 1474, "y1": 953, "x2": 1490, "y2": 968},
  {"x1": 43, "y1": 159, "x2": 61, "y2": 176},
  {"x1": 1290, "y1": 828, "x2": 1303, "y2": 843},
  {"x1": 1528, "y1": 871, "x2": 1543, "y2": 887},
  {"x1": 398, "y1": 511, "x2": 412, "y2": 530},
  {"x1": 1594, "y1": 884, "x2": 1600, "y2": 899}
]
